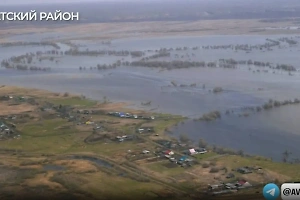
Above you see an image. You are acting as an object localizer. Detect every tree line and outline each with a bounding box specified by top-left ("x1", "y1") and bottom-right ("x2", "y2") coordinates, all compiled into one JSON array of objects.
[
  {"x1": 219, "y1": 58, "x2": 296, "y2": 71},
  {"x1": 126, "y1": 59, "x2": 296, "y2": 72},
  {"x1": 198, "y1": 98, "x2": 300, "y2": 122},
  {"x1": 0, "y1": 41, "x2": 60, "y2": 49},
  {"x1": 78, "y1": 61, "x2": 121, "y2": 71},
  {"x1": 0, "y1": 63, "x2": 51, "y2": 71},
  {"x1": 141, "y1": 52, "x2": 171, "y2": 60},
  {"x1": 63, "y1": 49, "x2": 145, "y2": 57}
]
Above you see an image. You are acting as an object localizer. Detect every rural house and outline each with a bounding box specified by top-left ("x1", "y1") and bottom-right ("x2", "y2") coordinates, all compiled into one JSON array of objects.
[{"x1": 164, "y1": 150, "x2": 174, "y2": 156}]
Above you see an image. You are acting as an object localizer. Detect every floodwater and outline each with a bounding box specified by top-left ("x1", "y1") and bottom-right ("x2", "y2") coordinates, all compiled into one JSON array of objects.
[
  {"x1": 69, "y1": 155, "x2": 113, "y2": 168},
  {"x1": 0, "y1": 45, "x2": 54, "y2": 61},
  {"x1": 75, "y1": 35, "x2": 275, "y2": 51},
  {"x1": 171, "y1": 105, "x2": 300, "y2": 161},
  {"x1": 71, "y1": 35, "x2": 300, "y2": 66},
  {"x1": 1, "y1": 34, "x2": 300, "y2": 161}
]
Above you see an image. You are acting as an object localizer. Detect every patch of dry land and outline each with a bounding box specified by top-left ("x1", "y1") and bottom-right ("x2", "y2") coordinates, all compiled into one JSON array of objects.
[
  {"x1": 0, "y1": 19, "x2": 299, "y2": 42},
  {"x1": 0, "y1": 85, "x2": 298, "y2": 200}
]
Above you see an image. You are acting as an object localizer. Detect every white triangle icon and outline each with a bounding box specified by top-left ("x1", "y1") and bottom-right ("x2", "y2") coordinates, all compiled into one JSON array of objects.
[{"x1": 267, "y1": 188, "x2": 275, "y2": 196}]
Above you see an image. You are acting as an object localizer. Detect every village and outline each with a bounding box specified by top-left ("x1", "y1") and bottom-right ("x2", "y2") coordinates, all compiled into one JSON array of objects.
[{"x1": 0, "y1": 87, "x2": 295, "y2": 199}]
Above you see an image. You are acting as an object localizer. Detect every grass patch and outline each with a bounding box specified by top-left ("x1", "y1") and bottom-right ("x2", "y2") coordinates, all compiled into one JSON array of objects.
[
  {"x1": 1, "y1": 134, "x2": 77, "y2": 153},
  {"x1": 80, "y1": 171, "x2": 164, "y2": 200},
  {"x1": 64, "y1": 140, "x2": 146, "y2": 156},
  {"x1": 50, "y1": 172, "x2": 87, "y2": 191},
  {"x1": 153, "y1": 118, "x2": 185, "y2": 133},
  {"x1": 216, "y1": 155, "x2": 300, "y2": 181},
  {"x1": 19, "y1": 119, "x2": 74, "y2": 137},
  {"x1": 193, "y1": 152, "x2": 218, "y2": 160},
  {"x1": 147, "y1": 161, "x2": 185, "y2": 176},
  {"x1": 46, "y1": 97, "x2": 97, "y2": 107},
  {"x1": 153, "y1": 112, "x2": 184, "y2": 119},
  {"x1": 1, "y1": 118, "x2": 84, "y2": 153}
]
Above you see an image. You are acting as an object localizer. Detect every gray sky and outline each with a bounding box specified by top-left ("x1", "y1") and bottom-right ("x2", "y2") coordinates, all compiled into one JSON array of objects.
[{"x1": 1, "y1": 0, "x2": 134, "y2": 5}]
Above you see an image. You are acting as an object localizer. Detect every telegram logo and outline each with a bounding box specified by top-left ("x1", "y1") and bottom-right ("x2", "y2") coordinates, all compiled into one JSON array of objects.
[{"x1": 263, "y1": 183, "x2": 280, "y2": 200}]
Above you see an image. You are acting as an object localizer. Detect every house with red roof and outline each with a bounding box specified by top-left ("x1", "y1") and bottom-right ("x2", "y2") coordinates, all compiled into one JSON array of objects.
[{"x1": 164, "y1": 150, "x2": 174, "y2": 155}]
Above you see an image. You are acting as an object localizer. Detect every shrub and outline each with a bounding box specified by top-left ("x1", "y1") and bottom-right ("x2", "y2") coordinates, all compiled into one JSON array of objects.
[
  {"x1": 210, "y1": 160, "x2": 217, "y2": 166},
  {"x1": 210, "y1": 167, "x2": 219, "y2": 173},
  {"x1": 63, "y1": 92, "x2": 69, "y2": 97},
  {"x1": 213, "y1": 87, "x2": 223, "y2": 93},
  {"x1": 202, "y1": 162, "x2": 210, "y2": 168}
]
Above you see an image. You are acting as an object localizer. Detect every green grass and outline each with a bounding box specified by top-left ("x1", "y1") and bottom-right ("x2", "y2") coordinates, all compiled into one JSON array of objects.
[
  {"x1": 215, "y1": 155, "x2": 300, "y2": 181},
  {"x1": 193, "y1": 152, "x2": 218, "y2": 161},
  {"x1": 64, "y1": 140, "x2": 147, "y2": 156},
  {"x1": 80, "y1": 172, "x2": 164, "y2": 200},
  {"x1": 154, "y1": 113, "x2": 185, "y2": 119},
  {"x1": 110, "y1": 124, "x2": 136, "y2": 135},
  {"x1": 2, "y1": 118, "x2": 83, "y2": 153},
  {"x1": 2, "y1": 111, "x2": 182, "y2": 155},
  {"x1": 154, "y1": 118, "x2": 184, "y2": 132},
  {"x1": 20, "y1": 119, "x2": 74, "y2": 137},
  {"x1": 46, "y1": 97, "x2": 97, "y2": 107},
  {"x1": 2, "y1": 134, "x2": 73, "y2": 153},
  {"x1": 147, "y1": 161, "x2": 185, "y2": 176}
]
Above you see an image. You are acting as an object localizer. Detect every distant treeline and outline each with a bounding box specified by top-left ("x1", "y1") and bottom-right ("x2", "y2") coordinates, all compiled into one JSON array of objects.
[
  {"x1": 141, "y1": 52, "x2": 171, "y2": 60},
  {"x1": 1, "y1": 53, "x2": 57, "y2": 70},
  {"x1": 0, "y1": 42, "x2": 60, "y2": 49},
  {"x1": 2, "y1": 54, "x2": 35, "y2": 64},
  {"x1": 64, "y1": 49, "x2": 144, "y2": 57},
  {"x1": 127, "y1": 59, "x2": 296, "y2": 72},
  {"x1": 79, "y1": 61, "x2": 121, "y2": 70},
  {"x1": 1, "y1": 36, "x2": 298, "y2": 74},
  {"x1": 129, "y1": 60, "x2": 216, "y2": 68},
  {"x1": 219, "y1": 58, "x2": 296, "y2": 71},
  {"x1": 0, "y1": 63, "x2": 51, "y2": 71},
  {"x1": 278, "y1": 37, "x2": 298, "y2": 45},
  {"x1": 199, "y1": 98, "x2": 300, "y2": 122},
  {"x1": 2, "y1": 51, "x2": 297, "y2": 74}
]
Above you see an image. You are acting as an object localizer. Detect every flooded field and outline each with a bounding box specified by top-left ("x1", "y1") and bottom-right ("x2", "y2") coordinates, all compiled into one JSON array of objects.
[{"x1": 1, "y1": 34, "x2": 300, "y2": 161}]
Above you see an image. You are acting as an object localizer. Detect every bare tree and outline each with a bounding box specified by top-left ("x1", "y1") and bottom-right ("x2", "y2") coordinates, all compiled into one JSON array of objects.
[
  {"x1": 102, "y1": 96, "x2": 108, "y2": 103},
  {"x1": 282, "y1": 150, "x2": 292, "y2": 163}
]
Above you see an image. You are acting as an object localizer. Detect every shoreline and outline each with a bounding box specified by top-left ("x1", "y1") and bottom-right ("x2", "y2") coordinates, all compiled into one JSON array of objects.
[
  {"x1": 2, "y1": 69, "x2": 299, "y2": 162},
  {"x1": 1, "y1": 19, "x2": 300, "y2": 42},
  {"x1": 0, "y1": 85, "x2": 276, "y2": 161},
  {"x1": 0, "y1": 85, "x2": 299, "y2": 200}
]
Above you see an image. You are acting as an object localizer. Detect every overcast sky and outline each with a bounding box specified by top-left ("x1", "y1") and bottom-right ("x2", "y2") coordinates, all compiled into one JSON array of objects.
[
  {"x1": 0, "y1": 0, "x2": 243, "y2": 6},
  {"x1": 1, "y1": 0, "x2": 133, "y2": 5}
]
